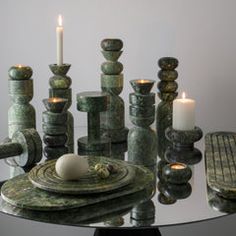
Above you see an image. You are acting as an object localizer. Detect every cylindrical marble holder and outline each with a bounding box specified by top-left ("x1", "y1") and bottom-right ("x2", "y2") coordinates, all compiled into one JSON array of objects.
[
  {"x1": 42, "y1": 98, "x2": 68, "y2": 160},
  {"x1": 100, "y1": 39, "x2": 128, "y2": 143},
  {"x1": 128, "y1": 79, "x2": 157, "y2": 167},
  {"x1": 49, "y1": 63, "x2": 74, "y2": 153},
  {"x1": 0, "y1": 129, "x2": 42, "y2": 167},
  {"x1": 8, "y1": 65, "x2": 36, "y2": 139},
  {"x1": 156, "y1": 57, "x2": 178, "y2": 159},
  {"x1": 77, "y1": 91, "x2": 110, "y2": 154}
]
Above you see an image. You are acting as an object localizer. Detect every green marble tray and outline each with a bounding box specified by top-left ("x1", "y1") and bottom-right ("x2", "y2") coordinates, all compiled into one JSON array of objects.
[
  {"x1": 1, "y1": 164, "x2": 153, "y2": 211},
  {"x1": 0, "y1": 188, "x2": 150, "y2": 226},
  {"x1": 205, "y1": 132, "x2": 236, "y2": 199},
  {"x1": 28, "y1": 156, "x2": 135, "y2": 194}
]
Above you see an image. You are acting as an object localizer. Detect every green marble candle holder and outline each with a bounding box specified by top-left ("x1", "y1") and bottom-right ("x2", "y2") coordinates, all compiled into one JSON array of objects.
[
  {"x1": 162, "y1": 163, "x2": 192, "y2": 184},
  {"x1": 156, "y1": 57, "x2": 179, "y2": 159},
  {"x1": 0, "y1": 129, "x2": 42, "y2": 167},
  {"x1": 100, "y1": 38, "x2": 128, "y2": 143},
  {"x1": 77, "y1": 91, "x2": 110, "y2": 153},
  {"x1": 42, "y1": 97, "x2": 68, "y2": 160},
  {"x1": 165, "y1": 126, "x2": 203, "y2": 149},
  {"x1": 128, "y1": 79, "x2": 157, "y2": 167},
  {"x1": 49, "y1": 63, "x2": 74, "y2": 153},
  {"x1": 8, "y1": 65, "x2": 36, "y2": 139},
  {"x1": 130, "y1": 200, "x2": 155, "y2": 226},
  {"x1": 165, "y1": 146, "x2": 202, "y2": 165},
  {"x1": 158, "y1": 180, "x2": 192, "y2": 200}
]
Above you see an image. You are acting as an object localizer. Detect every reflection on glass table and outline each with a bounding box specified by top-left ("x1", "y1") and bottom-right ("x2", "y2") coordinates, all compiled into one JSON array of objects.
[{"x1": 0, "y1": 127, "x2": 231, "y2": 233}]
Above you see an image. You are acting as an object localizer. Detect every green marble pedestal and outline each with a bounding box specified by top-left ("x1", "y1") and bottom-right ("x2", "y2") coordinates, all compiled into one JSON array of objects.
[{"x1": 77, "y1": 92, "x2": 110, "y2": 154}]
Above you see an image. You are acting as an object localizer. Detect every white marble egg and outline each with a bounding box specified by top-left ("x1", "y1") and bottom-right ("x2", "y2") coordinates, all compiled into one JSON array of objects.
[{"x1": 55, "y1": 154, "x2": 89, "y2": 180}]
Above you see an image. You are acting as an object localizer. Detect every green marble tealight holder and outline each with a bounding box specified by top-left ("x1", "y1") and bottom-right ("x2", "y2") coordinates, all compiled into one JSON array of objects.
[
  {"x1": 128, "y1": 79, "x2": 157, "y2": 167},
  {"x1": 8, "y1": 65, "x2": 36, "y2": 139},
  {"x1": 42, "y1": 98, "x2": 68, "y2": 160},
  {"x1": 49, "y1": 63, "x2": 74, "y2": 153},
  {"x1": 100, "y1": 39, "x2": 128, "y2": 143},
  {"x1": 156, "y1": 57, "x2": 179, "y2": 159},
  {"x1": 77, "y1": 91, "x2": 110, "y2": 154},
  {"x1": 0, "y1": 129, "x2": 42, "y2": 167}
]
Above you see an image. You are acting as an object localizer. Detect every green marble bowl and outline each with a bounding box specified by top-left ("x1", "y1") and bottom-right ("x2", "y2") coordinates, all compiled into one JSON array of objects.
[
  {"x1": 101, "y1": 39, "x2": 123, "y2": 51},
  {"x1": 8, "y1": 65, "x2": 33, "y2": 80},
  {"x1": 158, "y1": 57, "x2": 179, "y2": 70},
  {"x1": 130, "y1": 79, "x2": 155, "y2": 95},
  {"x1": 49, "y1": 64, "x2": 71, "y2": 75},
  {"x1": 162, "y1": 163, "x2": 192, "y2": 184},
  {"x1": 43, "y1": 98, "x2": 68, "y2": 113}
]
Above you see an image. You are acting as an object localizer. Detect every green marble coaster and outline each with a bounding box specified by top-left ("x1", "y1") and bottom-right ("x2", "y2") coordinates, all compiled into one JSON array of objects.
[
  {"x1": 1, "y1": 164, "x2": 153, "y2": 211},
  {"x1": 28, "y1": 156, "x2": 135, "y2": 194},
  {"x1": 205, "y1": 132, "x2": 236, "y2": 199}
]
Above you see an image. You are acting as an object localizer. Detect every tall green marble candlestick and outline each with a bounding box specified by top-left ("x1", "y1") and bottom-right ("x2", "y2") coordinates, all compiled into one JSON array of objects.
[
  {"x1": 156, "y1": 57, "x2": 178, "y2": 159},
  {"x1": 77, "y1": 91, "x2": 110, "y2": 154},
  {"x1": 8, "y1": 65, "x2": 36, "y2": 139},
  {"x1": 49, "y1": 64, "x2": 74, "y2": 153},
  {"x1": 128, "y1": 79, "x2": 157, "y2": 167},
  {"x1": 100, "y1": 39, "x2": 128, "y2": 143},
  {"x1": 42, "y1": 98, "x2": 68, "y2": 160}
]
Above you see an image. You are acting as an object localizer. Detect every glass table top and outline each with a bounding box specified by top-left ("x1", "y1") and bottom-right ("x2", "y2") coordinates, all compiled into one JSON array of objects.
[{"x1": 0, "y1": 127, "x2": 233, "y2": 229}]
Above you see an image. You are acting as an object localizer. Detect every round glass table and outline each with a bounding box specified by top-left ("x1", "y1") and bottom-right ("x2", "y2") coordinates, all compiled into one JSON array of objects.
[{"x1": 0, "y1": 127, "x2": 234, "y2": 236}]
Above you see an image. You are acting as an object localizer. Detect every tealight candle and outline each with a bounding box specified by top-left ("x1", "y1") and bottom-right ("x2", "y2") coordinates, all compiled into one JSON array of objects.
[
  {"x1": 56, "y1": 14, "x2": 63, "y2": 66},
  {"x1": 43, "y1": 97, "x2": 68, "y2": 113},
  {"x1": 162, "y1": 162, "x2": 192, "y2": 184},
  {"x1": 173, "y1": 92, "x2": 195, "y2": 131}
]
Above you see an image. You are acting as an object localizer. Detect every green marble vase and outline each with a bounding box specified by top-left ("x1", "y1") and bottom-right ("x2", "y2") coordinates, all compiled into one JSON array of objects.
[
  {"x1": 156, "y1": 57, "x2": 178, "y2": 159},
  {"x1": 49, "y1": 64, "x2": 74, "y2": 153},
  {"x1": 100, "y1": 39, "x2": 128, "y2": 143},
  {"x1": 8, "y1": 66, "x2": 36, "y2": 139}
]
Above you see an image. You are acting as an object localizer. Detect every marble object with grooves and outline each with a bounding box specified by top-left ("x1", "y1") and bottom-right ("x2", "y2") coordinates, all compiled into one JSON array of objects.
[
  {"x1": 49, "y1": 63, "x2": 74, "y2": 153},
  {"x1": 100, "y1": 39, "x2": 128, "y2": 143},
  {"x1": 156, "y1": 57, "x2": 178, "y2": 159}
]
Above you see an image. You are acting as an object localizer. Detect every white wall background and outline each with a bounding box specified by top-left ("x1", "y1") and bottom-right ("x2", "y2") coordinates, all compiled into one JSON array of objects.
[{"x1": 1, "y1": 0, "x2": 236, "y2": 235}]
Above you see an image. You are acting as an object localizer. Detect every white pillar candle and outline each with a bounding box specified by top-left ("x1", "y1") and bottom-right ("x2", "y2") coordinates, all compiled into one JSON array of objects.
[
  {"x1": 56, "y1": 14, "x2": 63, "y2": 66},
  {"x1": 173, "y1": 92, "x2": 195, "y2": 130}
]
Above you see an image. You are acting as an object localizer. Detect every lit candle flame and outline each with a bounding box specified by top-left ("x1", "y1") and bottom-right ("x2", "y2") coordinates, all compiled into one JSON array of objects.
[
  {"x1": 171, "y1": 163, "x2": 186, "y2": 170},
  {"x1": 58, "y1": 14, "x2": 63, "y2": 27},
  {"x1": 182, "y1": 92, "x2": 186, "y2": 99}
]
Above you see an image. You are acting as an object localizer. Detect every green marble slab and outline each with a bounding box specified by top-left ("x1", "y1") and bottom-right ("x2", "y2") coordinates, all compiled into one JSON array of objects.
[
  {"x1": 28, "y1": 156, "x2": 135, "y2": 194},
  {"x1": 205, "y1": 132, "x2": 236, "y2": 199},
  {"x1": 1, "y1": 163, "x2": 153, "y2": 211},
  {"x1": 0, "y1": 188, "x2": 150, "y2": 226}
]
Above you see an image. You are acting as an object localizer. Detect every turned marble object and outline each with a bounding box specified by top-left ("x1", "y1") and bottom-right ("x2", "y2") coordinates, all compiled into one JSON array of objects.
[
  {"x1": 8, "y1": 65, "x2": 36, "y2": 139},
  {"x1": 49, "y1": 64, "x2": 74, "y2": 152},
  {"x1": 165, "y1": 126, "x2": 203, "y2": 164},
  {"x1": 100, "y1": 39, "x2": 128, "y2": 143},
  {"x1": 156, "y1": 58, "x2": 178, "y2": 159},
  {"x1": 77, "y1": 91, "x2": 110, "y2": 154},
  {"x1": 0, "y1": 129, "x2": 42, "y2": 167},
  {"x1": 42, "y1": 98, "x2": 68, "y2": 160},
  {"x1": 128, "y1": 80, "x2": 157, "y2": 167}
]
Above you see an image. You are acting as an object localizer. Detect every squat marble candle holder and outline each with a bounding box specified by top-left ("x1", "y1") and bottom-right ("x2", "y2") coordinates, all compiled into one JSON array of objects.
[
  {"x1": 77, "y1": 91, "x2": 110, "y2": 154},
  {"x1": 128, "y1": 79, "x2": 157, "y2": 167},
  {"x1": 49, "y1": 63, "x2": 74, "y2": 153},
  {"x1": 156, "y1": 57, "x2": 179, "y2": 159},
  {"x1": 8, "y1": 65, "x2": 36, "y2": 139},
  {"x1": 162, "y1": 162, "x2": 192, "y2": 184},
  {"x1": 42, "y1": 97, "x2": 68, "y2": 160},
  {"x1": 165, "y1": 126, "x2": 203, "y2": 164},
  {"x1": 100, "y1": 38, "x2": 128, "y2": 143},
  {"x1": 0, "y1": 129, "x2": 42, "y2": 167}
]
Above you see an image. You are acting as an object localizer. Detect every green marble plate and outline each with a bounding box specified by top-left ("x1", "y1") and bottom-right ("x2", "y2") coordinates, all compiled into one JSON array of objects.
[
  {"x1": 205, "y1": 132, "x2": 236, "y2": 199},
  {"x1": 1, "y1": 164, "x2": 153, "y2": 211},
  {"x1": 28, "y1": 156, "x2": 135, "y2": 194}
]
